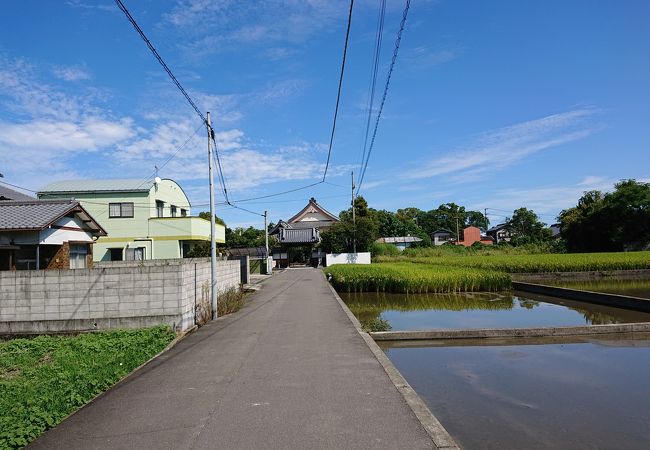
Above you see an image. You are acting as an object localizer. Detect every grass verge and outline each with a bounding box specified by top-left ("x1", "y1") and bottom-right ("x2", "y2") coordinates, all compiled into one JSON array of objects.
[{"x1": 0, "y1": 326, "x2": 175, "y2": 449}]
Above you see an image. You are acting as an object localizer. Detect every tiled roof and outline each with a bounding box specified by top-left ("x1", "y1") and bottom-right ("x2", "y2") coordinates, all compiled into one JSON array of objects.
[
  {"x1": 376, "y1": 236, "x2": 423, "y2": 244},
  {"x1": 288, "y1": 197, "x2": 339, "y2": 223},
  {"x1": 0, "y1": 184, "x2": 34, "y2": 201},
  {"x1": 0, "y1": 200, "x2": 81, "y2": 230},
  {"x1": 289, "y1": 220, "x2": 336, "y2": 230},
  {"x1": 39, "y1": 178, "x2": 155, "y2": 194},
  {"x1": 0, "y1": 200, "x2": 106, "y2": 235},
  {"x1": 277, "y1": 228, "x2": 320, "y2": 244},
  {"x1": 228, "y1": 247, "x2": 268, "y2": 257}
]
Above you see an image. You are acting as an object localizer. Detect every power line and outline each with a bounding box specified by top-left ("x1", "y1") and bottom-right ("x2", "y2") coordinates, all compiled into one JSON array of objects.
[
  {"x1": 0, "y1": 179, "x2": 37, "y2": 194},
  {"x1": 157, "y1": 122, "x2": 205, "y2": 173},
  {"x1": 231, "y1": 181, "x2": 324, "y2": 203},
  {"x1": 224, "y1": 202, "x2": 265, "y2": 217},
  {"x1": 322, "y1": 0, "x2": 355, "y2": 182},
  {"x1": 359, "y1": 0, "x2": 386, "y2": 172},
  {"x1": 114, "y1": 0, "x2": 206, "y2": 125},
  {"x1": 357, "y1": 0, "x2": 411, "y2": 195}
]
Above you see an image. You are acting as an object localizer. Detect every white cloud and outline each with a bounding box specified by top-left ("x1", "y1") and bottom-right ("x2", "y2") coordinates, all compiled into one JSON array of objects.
[
  {"x1": 407, "y1": 108, "x2": 601, "y2": 181},
  {"x1": 0, "y1": 118, "x2": 134, "y2": 151},
  {"x1": 53, "y1": 65, "x2": 91, "y2": 81},
  {"x1": 402, "y1": 46, "x2": 460, "y2": 69},
  {"x1": 165, "y1": 0, "x2": 347, "y2": 57},
  {"x1": 486, "y1": 176, "x2": 621, "y2": 219},
  {"x1": 0, "y1": 57, "x2": 135, "y2": 183}
]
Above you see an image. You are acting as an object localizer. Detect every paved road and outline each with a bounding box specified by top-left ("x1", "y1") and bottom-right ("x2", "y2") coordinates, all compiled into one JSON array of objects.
[{"x1": 31, "y1": 268, "x2": 435, "y2": 449}]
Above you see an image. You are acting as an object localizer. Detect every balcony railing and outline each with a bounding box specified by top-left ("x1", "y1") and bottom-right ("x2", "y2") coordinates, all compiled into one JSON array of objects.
[{"x1": 148, "y1": 217, "x2": 225, "y2": 242}]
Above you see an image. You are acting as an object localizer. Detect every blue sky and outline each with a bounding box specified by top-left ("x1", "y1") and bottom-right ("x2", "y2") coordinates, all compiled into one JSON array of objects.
[{"x1": 1, "y1": 0, "x2": 648, "y2": 228}]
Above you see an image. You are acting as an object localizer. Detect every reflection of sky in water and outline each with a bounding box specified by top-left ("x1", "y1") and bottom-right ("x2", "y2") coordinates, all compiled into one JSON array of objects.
[
  {"x1": 340, "y1": 292, "x2": 650, "y2": 330},
  {"x1": 382, "y1": 300, "x2": 588, "y2": 329},
  {"x1": 384, "y1": 341, "x2": 650, "y2": 450}
]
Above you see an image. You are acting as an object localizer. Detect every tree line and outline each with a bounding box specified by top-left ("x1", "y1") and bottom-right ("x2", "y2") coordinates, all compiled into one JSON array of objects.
[
  {"x1": 190, "y1": 179, "x2": 650, "y2": 255},
  {"x1": 322, "y1": 179, "x2": 650, "y2": 253}
]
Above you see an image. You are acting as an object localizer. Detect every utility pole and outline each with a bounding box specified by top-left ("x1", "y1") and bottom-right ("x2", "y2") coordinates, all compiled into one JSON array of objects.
[
  {"x1": 207, "y1": 112, "x2": 218, "y2": 319},
  {"x1": 264, "y1": 210, "x2": 269, "y2": 274},
  {"x1": 456, "y1": 215, "x2": 460, "y2": 243},
  {"x1": 351, "y1": 171, "x2": 356, "y2": 254}
]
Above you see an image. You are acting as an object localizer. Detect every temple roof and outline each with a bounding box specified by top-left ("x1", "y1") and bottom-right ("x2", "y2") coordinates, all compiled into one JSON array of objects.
[{"x1": 287, "y1": 197, "x2": 339, "y2": 224}]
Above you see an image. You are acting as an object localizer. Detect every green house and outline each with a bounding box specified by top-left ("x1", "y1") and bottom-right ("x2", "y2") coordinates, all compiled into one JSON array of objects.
[{"x1": 38, "y1": 178, "x2": 224, "y2": 261}]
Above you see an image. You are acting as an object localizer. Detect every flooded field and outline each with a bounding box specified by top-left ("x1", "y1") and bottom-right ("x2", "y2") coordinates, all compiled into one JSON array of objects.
[
  {"x1": 381, "y1": 335, "x2": 650, "y2": 450},
  {"x1": 339, "y1": 291, "x2": 650, "y2": 331},
  {"x1": 534, "y1": 278, "x2": 650, "y2": 299}
]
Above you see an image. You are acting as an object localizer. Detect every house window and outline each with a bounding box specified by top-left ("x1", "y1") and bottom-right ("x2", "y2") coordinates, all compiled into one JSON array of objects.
[
  {"x1": 156, "y1": 200, "x2": 164, "y2": 218},
  {"x1": 109, "y1": 202, "x2": 134, "y2": 218},
  {"x1": 69, "y1": 244, "x2": 88, "y2": 269},
  {"x1": 108, "y1": 248, "x2": 123, "y2": 261},
  {"x1": 125, "y1": 247, "x2": 146, "y2": 261},
  {"x1": 180, "y1": 208, "x2": 187, "y2": 217},
  {"x1": 171, "y1": 205, "x2": 177, "y2": 217}
]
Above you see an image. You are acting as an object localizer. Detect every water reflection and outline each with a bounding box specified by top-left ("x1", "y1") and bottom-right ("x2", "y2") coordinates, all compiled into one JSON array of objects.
[
  {"x1": 338, "y1": 291, "x2": 650, "y2": 331},
  {"x1": 383, "y1": 338, "x2": 650, "y2": 449}
]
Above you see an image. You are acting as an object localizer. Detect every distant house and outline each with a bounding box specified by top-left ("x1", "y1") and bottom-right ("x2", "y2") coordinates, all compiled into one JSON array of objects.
[
  {"x1": 455, "y1": 226, "x2": 494, "y2": 247},
  {"x1": 549, "y1": 223, "x2": 562, "y2": 240},
  {"x1": 0, "y1": 184, "x2": 34, "y2": 201},
  {"x1": 486, "y1": 223, "x2": 511, "y2": 244},
  {"x1": 375, "y1": 236, "x2": 422, "y2": 251},
  {"x1": 38, "y1": 178, "x2": 225, "y2": 262},
  {"x1": 0, "y1": 200, "x2": 106, "y2": 270},
  {"x1": 432, "y1": 229, "x2": 454, "y2": 246}
]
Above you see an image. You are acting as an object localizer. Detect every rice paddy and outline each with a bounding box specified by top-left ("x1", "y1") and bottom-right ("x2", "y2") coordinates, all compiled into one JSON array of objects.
[
  {"x1": 376, "y1": 251, "x2": 650, "y2": 273},
  {"x1": 327, "y1": 251, "x2": 650, "y2": 293},
  {"x1": 325, "y1": 262, "x2": 511, "y2": 293}
]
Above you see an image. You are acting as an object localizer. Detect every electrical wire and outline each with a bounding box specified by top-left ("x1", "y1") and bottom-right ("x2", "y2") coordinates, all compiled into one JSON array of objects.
[
  {"x1": 114, "y1": 0, "x2": 206, "y2": 125},
  {"x1": 322, "y1": 0, "x2": 355, "y2": 182},
  {"x1": 230, "y1": 181, "x2": 324, "y2": 203},
  {"x1": 357, "y1": 0, "x2": 411, "y2": 195},
  {"x1": 359, "y1": 0, "x2": 386, "y2": 172}
]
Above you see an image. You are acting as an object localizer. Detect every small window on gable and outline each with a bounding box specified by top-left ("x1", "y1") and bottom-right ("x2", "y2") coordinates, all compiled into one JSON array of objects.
[
  {"x1": 171, "y1": 205, "x2": 177, "y2": 217},
  {"x1": 181, "y1": 209, "x2": 187, "y2": 217}
]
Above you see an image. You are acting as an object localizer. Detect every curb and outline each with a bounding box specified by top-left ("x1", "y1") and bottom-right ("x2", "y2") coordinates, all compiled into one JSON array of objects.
[
  {"x1": 325, "y1": 280, "x2": 461, "y2": 450},
  {"x1": 370, "y1": 322, "x2": 650, "y2": 341}
]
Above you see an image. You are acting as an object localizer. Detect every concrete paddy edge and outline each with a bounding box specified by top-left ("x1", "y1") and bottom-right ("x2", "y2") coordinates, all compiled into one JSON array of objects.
[
  {"x1": 325, "y1": 279, "x2": 461, "y2": 450},
  {"x1": 370, "y1": 322, "x2": 650, "y2": 341},
  {"x1": 513, "y1": 281, "x2": 650, "y2": 312}
]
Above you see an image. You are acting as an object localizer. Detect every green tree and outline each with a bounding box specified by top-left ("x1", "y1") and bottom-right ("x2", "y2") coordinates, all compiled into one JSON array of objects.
[
  {"x1": 198, "y1": 211, "x2": 226, "y2": 226},
  {"x1": 506, "y1": 208, "x2": 551, "y2": 245},
  {"x1": 560, "y1": 179, "x2": 650, "y2": 252},
  {"x1": 225, "y1": 226, "x2": 266, "y2": 248}
]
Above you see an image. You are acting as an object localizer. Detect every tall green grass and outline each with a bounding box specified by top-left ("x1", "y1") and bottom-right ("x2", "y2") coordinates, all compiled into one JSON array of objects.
[{"x1": 326, "y1": 263, "x2": 511, "y2": 293}]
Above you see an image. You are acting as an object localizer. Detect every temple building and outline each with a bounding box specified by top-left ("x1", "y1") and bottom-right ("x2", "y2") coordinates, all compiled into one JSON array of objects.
[{"x1": 269, "y1": 198, "x2": 339, "y2": 267}]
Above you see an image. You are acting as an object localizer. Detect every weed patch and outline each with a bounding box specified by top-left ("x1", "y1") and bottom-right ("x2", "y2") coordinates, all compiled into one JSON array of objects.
[{"x1": 0, "y1": 326, "x2": 175, "y2": 449}]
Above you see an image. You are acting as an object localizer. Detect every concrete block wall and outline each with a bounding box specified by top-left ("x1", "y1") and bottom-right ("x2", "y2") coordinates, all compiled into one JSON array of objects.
[{"x1": 0, "y1": 259, "x2": 241, "y2": 334}]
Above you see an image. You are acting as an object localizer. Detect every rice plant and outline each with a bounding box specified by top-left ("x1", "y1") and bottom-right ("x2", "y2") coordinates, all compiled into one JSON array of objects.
[{"x1": 325, "y1": 263, "x2": 511, "y2": 293}]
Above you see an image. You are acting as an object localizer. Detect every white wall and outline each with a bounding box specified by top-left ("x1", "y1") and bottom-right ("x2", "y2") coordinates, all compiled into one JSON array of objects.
[{"x1": 325, "y1": 252, "x2": 371, "y2": 266}]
